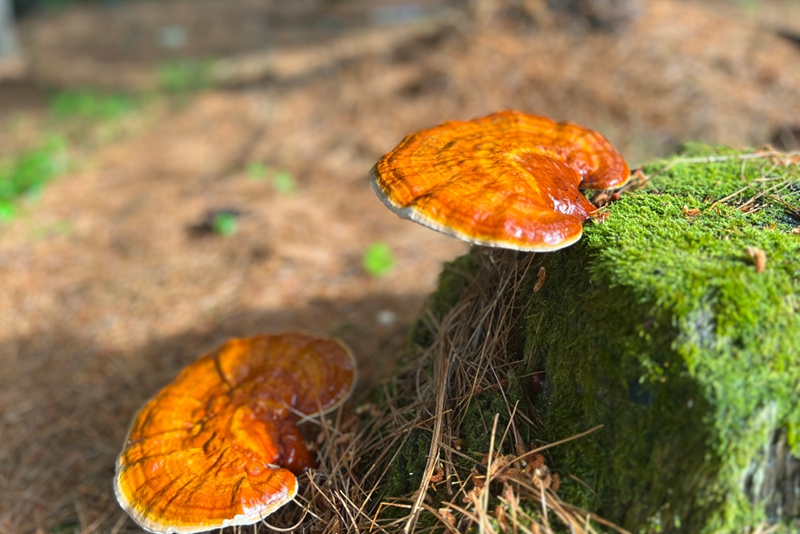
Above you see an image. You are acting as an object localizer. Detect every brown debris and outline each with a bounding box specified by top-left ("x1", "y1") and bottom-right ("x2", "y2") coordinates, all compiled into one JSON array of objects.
[
  {"x1": 551, "y1": 473, "x2": 561, "y2": 492},
  {"x1": 430, "y1": 466, "x2": 445, "y2": 483},
  {"x1": 628, "y1": 168, "x2": 650, "y2": 190},
  {"x1": 439, "y1": 508, "x2": 457, "y2": 527},
  {"x1": 334, "y1": 432, "x2": 355, "y2": 446},
  {"x1": 593, "y1": 192, "x2": 622, "y2": 209},
  {"x1": 682, "y1": 205, "x2": 701, "y2": 217},
  {"x1": 593, "y1": 192, "x2": 610, "y2": 207},
  {"x1": 746, "y1": 246, "x2": 767, "y2": 273},
  {"x1": 533, "y1": 266, "x2": 547, "y2": 293},
  {"x1": 531, "y1": 465, "x2": 553, "y2": 490},
  {"x1": 527, "y1": 453, "x2": 546, "y2": 470},
  {"x1": 496, "y1": 503, "x2": 510, "y2": 533},
  {"x1": 488, "y1": 454, "x2": 514, "y2": 478},
  {"x1": 471, "y1": 469, "x2": 486, "y2": 490}
]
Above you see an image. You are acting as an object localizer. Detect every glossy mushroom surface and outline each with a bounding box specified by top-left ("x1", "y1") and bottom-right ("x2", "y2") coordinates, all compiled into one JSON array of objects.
[
  {"x1": 370, "y1": 110, "x2": 630, "y2": 252},
  {"x1": 114, "y1": 333, "x2": 356, "y2": 534}
]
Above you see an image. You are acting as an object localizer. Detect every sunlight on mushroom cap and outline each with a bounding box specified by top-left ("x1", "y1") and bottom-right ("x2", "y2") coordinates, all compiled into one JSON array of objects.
[
  {"x1": 370, "y1": 110, "x2": 630, "y2": 252},
  {"x1": 114, "y1": 333, "x2": 356, "y2": 534}
]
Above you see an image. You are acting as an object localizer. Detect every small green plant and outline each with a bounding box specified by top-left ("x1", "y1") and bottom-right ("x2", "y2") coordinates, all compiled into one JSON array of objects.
[
  {"x1": 363, "y1": 242, "x2": 396, "y2": 277},
  {"x1": 0, "y1": 137, "x2": 68, "y2": 221},
  {"x1": 732, "y1": 0, "x2": 761, "y2": 15},
  {"x1": 50, "y1": 90, "x2": 137, "y2": 120},
  {"x1": 247, "y1": 163, "x2": 297, "y2": 195},
  {"x1": 271, "y1": 170, "x2": 297, "y2": 195},
  {"x1": 246, "y1": 162, "x2": 268, "y2": 180},
  {"x1": 212, "y1": 212, "x2": 239, "y2": 236},
  {"x1": 158, "y1": 60, "x2": 213, "y2": 93},
  {"x1": 0, "y1": 201, "x2": 14, "y2": 221}
]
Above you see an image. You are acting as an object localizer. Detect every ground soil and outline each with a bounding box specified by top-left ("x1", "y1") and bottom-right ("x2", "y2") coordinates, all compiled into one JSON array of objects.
[{"x1": 1, "y1": 0, "x2": 799, "y2": 532}]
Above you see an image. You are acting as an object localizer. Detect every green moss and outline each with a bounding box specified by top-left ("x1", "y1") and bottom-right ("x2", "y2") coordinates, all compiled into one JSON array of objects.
[
  {"x1": 463, "y1": 371, "x2": 526, "y2": 457},
  {"x1": 376, "y1": 253, "x2": 482, "y2": 524},
  {"x1": 522, "y1": 145, "x2": 800, "y2": 532},
  {"x1": 407, "y1": 250, "x2": 481, "y2": 349},
  {"x1": 383, "y1": 429, "x2": 431, "y2": 499}
]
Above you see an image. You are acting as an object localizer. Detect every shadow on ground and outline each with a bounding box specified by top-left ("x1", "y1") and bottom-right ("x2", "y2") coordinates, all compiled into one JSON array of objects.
[{"x1": 0, "y1": 291, "x2": 427, "y2": 534}]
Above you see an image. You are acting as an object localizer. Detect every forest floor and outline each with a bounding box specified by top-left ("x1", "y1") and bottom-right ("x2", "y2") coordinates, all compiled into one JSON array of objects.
[{"x1": 1, "y1": 0, "x2": 800, "y2": 532}]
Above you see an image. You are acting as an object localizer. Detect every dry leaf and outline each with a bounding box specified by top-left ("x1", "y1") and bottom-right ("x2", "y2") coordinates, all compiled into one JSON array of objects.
[
  {"x1": 682, "y1": 205, "x2": 701, "y2": 217},
  {"x1": 533, "y1": 266, "x2": 546, "y2": 293},
  {"x1": 746, "y1": 247, "x2": 767, "y2": 273},
  {"x1": 531, "y1": 465, "x2": 552, "y2": 489},
  {"x1": 593, "y1": 192, "x2": 610, "y2": 207},
  {"x1": 551, "y1": 472, "x2": 561, "y2": 492},
  {"x1": 495, "y1": 503, "x2": 509, "y2": 533},
  {"x1": 439, "y1": 508, "x2": 456, "y2": 527}
]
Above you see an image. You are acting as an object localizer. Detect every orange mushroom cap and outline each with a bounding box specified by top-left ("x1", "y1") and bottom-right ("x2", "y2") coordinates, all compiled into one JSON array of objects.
[
  {"x1": 370, "y1": 110, "x2": 630, "y2": 252},
  {"x1": 114, "y1": 333, "x2": 356, "y2": 534}
]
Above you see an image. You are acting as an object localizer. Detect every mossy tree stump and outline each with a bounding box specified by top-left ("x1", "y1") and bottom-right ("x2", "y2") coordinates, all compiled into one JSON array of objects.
[
  {"x1": 521, "y1": 145, "x2": 800, "y2": 532},
  {"x1": 412, "y1": 145, "x2": 800, "y2": 532}
]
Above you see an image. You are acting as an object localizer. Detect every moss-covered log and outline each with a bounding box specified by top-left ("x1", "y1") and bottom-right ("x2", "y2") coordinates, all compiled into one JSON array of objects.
[{"x1": 415, "y1": 145, "x2": 800, "y2": 532}]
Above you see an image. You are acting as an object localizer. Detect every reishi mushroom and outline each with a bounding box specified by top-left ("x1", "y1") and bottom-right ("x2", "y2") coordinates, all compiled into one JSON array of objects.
[
  {"x1": 370, "y1": 110, "x2": 630, "y2": 252},
  {"x1": 114, "y1": 333, "x2": 356, "y2": 534}
]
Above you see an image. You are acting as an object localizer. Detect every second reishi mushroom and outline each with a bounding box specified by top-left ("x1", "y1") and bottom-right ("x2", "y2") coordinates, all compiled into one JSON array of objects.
[
  {"x1": 370, "y1": 110, "x2": 630, "y2": 252},
  {"x1": 114, "y1": 333, "x2": 356, "y2": 534}
]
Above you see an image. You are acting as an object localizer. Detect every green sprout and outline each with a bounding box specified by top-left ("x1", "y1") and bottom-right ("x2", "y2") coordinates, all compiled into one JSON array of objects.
[
  {"x1": 212, "y1": 212, "x2": 238, "y2": 236},
  {"x1": 734, "y1": 0, "x2": 760, "y2": 13},
  {"x1": 246, "y1": 164, "x2": 296, "y2": 195},
  {"x1": 246, "y1": 162, "x2": 268, "y2": 180},
  {"x1": 0, "y1": 137, "x2": 68, "y2": 221},
  {"x1": 0, "y1": 201, "x2": 15, "y2": 222},
  {"x1": 50, "y1": 91, "x2": 136, "y2": 120},
  {"x1": 158, "y1": 60, "x2": 213, "y2": 93},
  {"x1": 272, "y1": 170, "x2": 297, "y2": 195},
  {"x1": 363, "y1": 242, "x2": 396, "y2": 277}
]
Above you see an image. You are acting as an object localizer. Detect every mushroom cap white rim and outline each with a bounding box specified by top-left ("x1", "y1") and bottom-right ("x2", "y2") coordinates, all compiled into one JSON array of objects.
[
  {"x1": 113, "y1": 468, "x2": 298, "y2": 534},
  {"x1": 369, "y1": 164, "x2": 584, "y2": 253}
]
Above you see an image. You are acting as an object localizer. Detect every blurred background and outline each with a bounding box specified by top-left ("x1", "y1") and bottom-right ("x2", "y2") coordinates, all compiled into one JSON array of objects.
[{"x1": 1, "y1": 0, "x2": 799, "y2": 532}]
